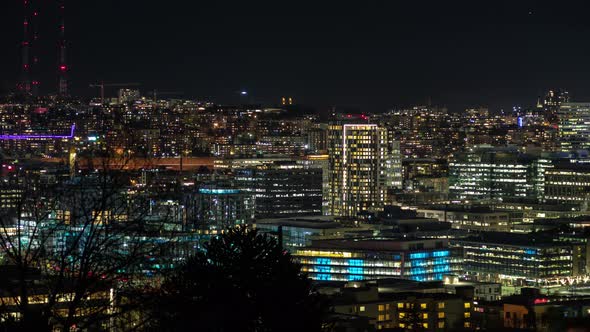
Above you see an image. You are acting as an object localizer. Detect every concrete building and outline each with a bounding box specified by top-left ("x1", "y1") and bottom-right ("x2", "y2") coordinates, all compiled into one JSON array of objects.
[{"x1": 328, "y1": 283, "x2": 475, "y2": 331}]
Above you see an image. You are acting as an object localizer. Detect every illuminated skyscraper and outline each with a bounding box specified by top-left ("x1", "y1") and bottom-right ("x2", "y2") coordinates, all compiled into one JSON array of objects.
[
  {"x1": 557, "y1": 102, "x2": 590, "y2": 152},
  {"x1": 328, "y1": 116, "x2": 400, "y2": 217}
]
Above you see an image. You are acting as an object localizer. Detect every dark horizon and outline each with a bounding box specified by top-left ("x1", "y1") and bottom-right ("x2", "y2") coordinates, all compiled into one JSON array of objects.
[{"x1": 2, "y1": 1, "x2": 590, "y2": 112}]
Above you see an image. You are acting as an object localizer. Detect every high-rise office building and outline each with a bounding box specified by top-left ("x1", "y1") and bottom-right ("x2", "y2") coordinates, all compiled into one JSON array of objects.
[
  {"x1": 449, "y1": 147, "x2": 548, "y2": 202},
  {"x1": 234, "y1": 161, "x2": 323, "y2": 219},
  {"x1": 557, "y1": 102, "x2": 590, "y2": 152},
  {"x1": 328, "y1": 116, "x2": 401, "y2": 217}
]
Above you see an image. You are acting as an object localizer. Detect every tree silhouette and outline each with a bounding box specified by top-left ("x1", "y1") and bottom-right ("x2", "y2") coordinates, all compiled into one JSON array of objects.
[
  {"x1": 0, "y1": 154, "x2": 177, "y2": 331},
  {"x1": 148, "y1": 226, "x2": 327, "y2": 332}
]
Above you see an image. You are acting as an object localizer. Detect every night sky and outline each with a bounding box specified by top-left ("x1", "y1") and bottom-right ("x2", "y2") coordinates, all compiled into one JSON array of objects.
[{"x1": 2, "y1": 1, "x2": 590, "y2": 112}]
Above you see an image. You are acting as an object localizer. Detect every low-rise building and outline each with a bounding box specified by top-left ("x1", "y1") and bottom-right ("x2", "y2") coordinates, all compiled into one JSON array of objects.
[
  {"x1": 453, "y1": 232, "x2": 586, "y2": 287},
  {"x1": 294, "y1": 238, "x2": 462, "y2": 282},
  {"x1": 329, "y1": 283, "x2": 475, "y2": 331}
]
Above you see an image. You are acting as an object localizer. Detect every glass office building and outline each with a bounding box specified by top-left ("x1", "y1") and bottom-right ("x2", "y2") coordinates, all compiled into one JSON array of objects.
[
  {"x1": 294, "y1": 238, "x2": 461, "y2": 282},
  {"x1": 454, "y1": 232, "x2": 576, "y2": 285}
]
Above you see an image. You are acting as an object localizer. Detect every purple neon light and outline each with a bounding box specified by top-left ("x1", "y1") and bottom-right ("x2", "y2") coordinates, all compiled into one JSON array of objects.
[{"x1": 0, "y1": 124, "x2": 75, "y2": 140}]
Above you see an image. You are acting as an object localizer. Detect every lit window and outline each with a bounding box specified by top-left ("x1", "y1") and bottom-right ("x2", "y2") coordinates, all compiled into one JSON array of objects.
[
  {"x1": 464, "y1": 312, "x2": 471, "y2": 318},
  {"x1": 464, "y1": 322, "x2": 471, "y2": 328},
  {"x1": 359, "y1": 306, "x2": 365, "y2": 312},
  {"x1": 438, "y1": 322, "x2": 445, "y2": 328},
  {"x1": 399, "y1": 323, "x2": 405, "y2": 328},
  {"x1": 438, "y1": 312, "x2": 445, "y2": 319},
  {"x1": 423, "y1": 313, "x2": 428, "y2": 319},
  {"x1": 378, "y1": 304, "x2": 385, "y2": 311},
  {"x1": 438, "y1": 302, "x2": 445, "y2": 309},
  {"x1": 420, "y1": 303, "x2": 427, "y2": 309},
  {"x1": 397, "y1": 303, "x2": 404, "y2": 309},
  {"x1": 464, "y1": 302, "x2": 471, "y2": 309},
  {"x1": 399, "y1": 313, "x2": 406, "y2": 319},
  {"x1": 378, "y1": 314, "x2": 385, "y2": 321},
  {"x1": 423, "y1": 323, "x2": 428, "y2": 328}
]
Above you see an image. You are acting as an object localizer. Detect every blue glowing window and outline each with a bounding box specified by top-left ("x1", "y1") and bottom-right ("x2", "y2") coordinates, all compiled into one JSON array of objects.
[
  {"x1": 316, "y1": 273, "x2": 332, "y2": 281},
  {"x1": 348, "y1": 275, "x2": 364, "y2": 281},
  {"x1": 433, "y1": 265, "x2": 450, "y2": 273},
  {"x1": 348, "y1": 259, "x2": 364, "y2": 266},
  {"x1": 349, "y1": 267, "x2": 364, "y2": 274},
  {"x1": 409, "y1": 252, "x2": 429, "y2": 259},
  {"x1": 316, "y1": 258, "x2": 332, "y2": 265},
  {"x1": 432, "y1": 250, "x2": 449, "y2": 257},
  {"x1": 316, "y1": 266, "x2": 331, "y2": 273},
  {"x1": 412, "y1": 259, "x2": 425, "y2": 267},
  {"x1": 433, "y1": 258, "x2": 449, "y2": 265},
  {"x1": 393, "y1": 254, "x2": 401, "y2": 260},
  {"x1": 524, "y1": 249, "x2": 537, "y2": 255}
]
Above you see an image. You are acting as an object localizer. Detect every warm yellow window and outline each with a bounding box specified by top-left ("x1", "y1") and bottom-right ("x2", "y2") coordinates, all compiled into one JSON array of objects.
[
  {"x1": 438, "y1": 302, "x2": 445, "y2": 309},
  {"x1": 378, "y1": 314, "x2": 385, "y2": 321},
  {"x1": 359, "y1": 306, "x2": 365, "y2": 312},
  {"x1": 464, "y1": 302, "x2": 471, "y2": 309},
  {"x1": 423, "y1": 313, "x2": 428, "y2": 319},
  {"x1": 399, "y1": 323, "x2": 405, "y2": 328},
  {"x1": 399, "y1": 313, "x2": 406, "y2": 319},
  {"x1": 378, "y1": 304, "x2": 385, "y2": 311},
  {"x1": 464, "y1": 322, "x2": 471, "y2": 328},
  {"x1": 397, "y1": 303, "x2": 404, "y2": 309},
  {"x1": 423, "y1": 323, "x2": 429, "y2": 329},
  {"x1": 438, "y1": 312, "x2": 445, "y2": 319},
  {"x1": 438, "y1": 322, "x2": 445, "y2": 328},
  {"x1": 464, "y1": 312, "x2": 471, "y2": 318},
  {"x1": 386, "y1": 304, "x2": 390, "y2": 310},
  {"x1": 420, "y1": 303, "x2": 427, "y2": 309}
]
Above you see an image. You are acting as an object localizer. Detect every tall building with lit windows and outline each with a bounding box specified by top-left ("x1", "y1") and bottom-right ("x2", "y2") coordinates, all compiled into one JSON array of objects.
[
  {"x1": 557, "y1": 102, "x2": 590, "y2": 152},
  {"x1": 328, "y1": 116, "x2": 401, "y2": 217}
]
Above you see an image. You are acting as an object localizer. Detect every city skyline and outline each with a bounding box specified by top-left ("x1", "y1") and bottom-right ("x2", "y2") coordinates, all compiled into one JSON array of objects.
[
  {"x1": 4, "y1": 2, "x2": 590, "y2": 331},
  {"x1": 3, "y1": 1, "x2": 590, "y2": 111}
]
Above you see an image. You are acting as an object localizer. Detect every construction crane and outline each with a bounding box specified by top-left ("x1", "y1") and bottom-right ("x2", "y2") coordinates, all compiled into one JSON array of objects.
[
  {"x1": 89, "y1": 82, "x2": 140, "y2": 105},
  {"x1": 149, "y1": 90, "x2": 184, "y2": 102}
]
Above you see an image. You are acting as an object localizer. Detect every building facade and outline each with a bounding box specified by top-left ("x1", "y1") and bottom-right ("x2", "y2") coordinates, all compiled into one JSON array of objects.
[
  {"x1": 328, "y1": 118, "x2": 401, "y2": 217},
  {"x1": 294, "y1": 238, "x2": 462, "y2": 282},
  {"x1": 454, "y1": 233, "x2": 581, "y2": 286},
  {"x1": 234, "y1": 162, "x2": 323, "y2": 219},
  {"x1": 557, "y1": 102, "x2": 590, "y2": 152}
]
